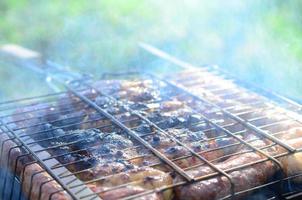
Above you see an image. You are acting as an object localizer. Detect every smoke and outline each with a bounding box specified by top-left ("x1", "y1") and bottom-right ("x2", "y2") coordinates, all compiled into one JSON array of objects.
[
  {"x1": 0, "y1": 168, "x2": 24, "y2": 200},
  {"x1": 0, "y1": 0, "x2": 302, "y2": 101}
]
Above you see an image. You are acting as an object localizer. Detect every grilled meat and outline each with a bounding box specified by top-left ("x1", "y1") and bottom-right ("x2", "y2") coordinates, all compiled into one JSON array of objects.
[
  {"x1": 88, "y1": 167, "x2": 173, "y2": 200},
  {"x1": 88, "y1": 185, "x2": 163, "y2": 200},
  {"x1": 169, "y1": 128, "x2": 240, "y2": 161},
  {"x1": 23, "y1": 163, "x2": 72, "y2": 200},
  {"x1": 175, "y1": 128, "x2": 302, "y2": 200},
  {"x1": 6, "y1": 76, "x2": 302, "y2": 200},
  {"x1": 277, "y1": 128, "x2": 302, "y2": 183},
  {"x1": 0, "y1": 132, "x2": 71, "y2": 200},
  {"x1": 175, "y1": 151, "x2": 278, "y2": 200}
]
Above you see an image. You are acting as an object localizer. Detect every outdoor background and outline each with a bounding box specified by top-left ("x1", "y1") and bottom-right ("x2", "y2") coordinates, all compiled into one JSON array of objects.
[{"x1": 0, "y1": 0, "x2": 302, "y2": 102}]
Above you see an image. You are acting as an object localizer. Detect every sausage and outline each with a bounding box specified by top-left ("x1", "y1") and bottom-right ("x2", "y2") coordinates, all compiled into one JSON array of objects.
[
  {"x1": 175, "y1": 130, "x2": 302, "y2": 200},
  {"x1": 175, "y1": 152, "x2": 277, "y2": 200},
  {"x1": 0, "y1": 134, "x2": 71, "y2": 200}
]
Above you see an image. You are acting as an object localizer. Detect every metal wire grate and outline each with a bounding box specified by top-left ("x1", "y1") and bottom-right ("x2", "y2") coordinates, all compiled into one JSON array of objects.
[{"x1": 1, "y1": 49, "x2": 302, "y2": 200}]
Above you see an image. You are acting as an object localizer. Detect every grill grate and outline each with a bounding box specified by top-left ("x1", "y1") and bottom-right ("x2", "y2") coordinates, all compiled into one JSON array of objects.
[{"x1": 1, "y1": 46, "x2": 302, "y2": 200}]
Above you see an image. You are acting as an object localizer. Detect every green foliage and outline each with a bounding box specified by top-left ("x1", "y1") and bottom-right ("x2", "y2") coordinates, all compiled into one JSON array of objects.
[{"x1": 0, "y1": 0, "x2": 302, "y2": 101}]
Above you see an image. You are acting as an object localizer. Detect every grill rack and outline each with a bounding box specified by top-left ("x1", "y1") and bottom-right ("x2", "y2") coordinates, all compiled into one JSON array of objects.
[{"x1": 0, "y1": 46, "x2": 302, "y2": 200}]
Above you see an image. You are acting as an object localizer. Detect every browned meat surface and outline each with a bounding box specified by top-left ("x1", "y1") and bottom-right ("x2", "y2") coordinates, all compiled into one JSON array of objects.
[
  {"x1": 175, "y1": 131, "x2": 302, "y2": 200},
  {"x1": 23, "y1": 164, "x2": 72, "y2": 200},
  {"x1": 3, "y1": 76, "x2": 302, "y2": 200},
  {"x1": 88, "y1": 167, "x2": 173, "y2": 200},
  {"x1": 88, "y1": 185, "x2": 163, "y2": 200},
  {"x1": 0, "y1": 133, "x2": 71, "y2": 200},
  {"x1": 176, "y1": 152, "x2": 277, "y2": 200},
  {"x1": 169, "y1": 128, "x2": 240, "y2": 162}
]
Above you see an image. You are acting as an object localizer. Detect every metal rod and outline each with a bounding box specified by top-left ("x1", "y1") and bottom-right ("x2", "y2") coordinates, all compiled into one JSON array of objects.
[
  {"x1": 150, "y1": 73, "x2": 296, "y2": 152},
  {"x1": 139, "y1": 42, "x2": 302, "y2": 112},
  {"x1": 0, "y1": 119, "x2": 78, "y2": 200},
  {"x1": 85, "y1": 82, "x2": 237, "y2": 198},
  {"x1": 66, "y1": 84, "x2": 193, "y2": 182}
]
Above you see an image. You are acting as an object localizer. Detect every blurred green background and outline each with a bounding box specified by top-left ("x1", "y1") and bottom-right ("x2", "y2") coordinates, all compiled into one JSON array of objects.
[{"x1": 0, "y1": 0, "x2": 302, "y2": 102}]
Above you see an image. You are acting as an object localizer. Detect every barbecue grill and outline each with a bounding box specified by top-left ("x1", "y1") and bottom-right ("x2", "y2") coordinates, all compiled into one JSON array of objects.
[{"x1": 0, "y1": 43, "x2": 302, "y2": 200}]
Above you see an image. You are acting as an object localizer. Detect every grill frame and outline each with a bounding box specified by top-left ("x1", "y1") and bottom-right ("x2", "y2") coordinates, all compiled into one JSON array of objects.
[{"x1": 0, "y1": 44, "x2": 302, "y2": 200}]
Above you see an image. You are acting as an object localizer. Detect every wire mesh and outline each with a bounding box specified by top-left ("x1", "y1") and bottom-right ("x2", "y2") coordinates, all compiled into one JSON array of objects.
[{"x1": 0, "y1": 68, "x2": 301, "y2": 200}]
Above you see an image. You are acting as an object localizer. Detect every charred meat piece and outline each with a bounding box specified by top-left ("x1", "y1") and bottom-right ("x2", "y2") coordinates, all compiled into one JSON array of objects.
[
  {"x1": 142, "y1": 134, "x2": 199, "y2": 169},
  {"x1": 64, "y1": 129, "x2": 102, "y2": 150},
  {"x1": 169, "y1": 128, "x2": 241, "y2": 161},
  {"x1": 92, "y1": 132, "x2": 143, "y2": 165},
  {"x1": 169, "y1": 129, "x2": 207, "y2": 142},
  {"x1": 156, "y1": 116, "x2": 187, "y2": 130},
  {"x1": 52, "y1": 130, "x2": 141, "y2": 176},
  {"x1": 81, "y1": 160, "x2": 136, "y2": 181},
  {"x1": 135, "y1": 121, "x2": 155, "y2": 135}
]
